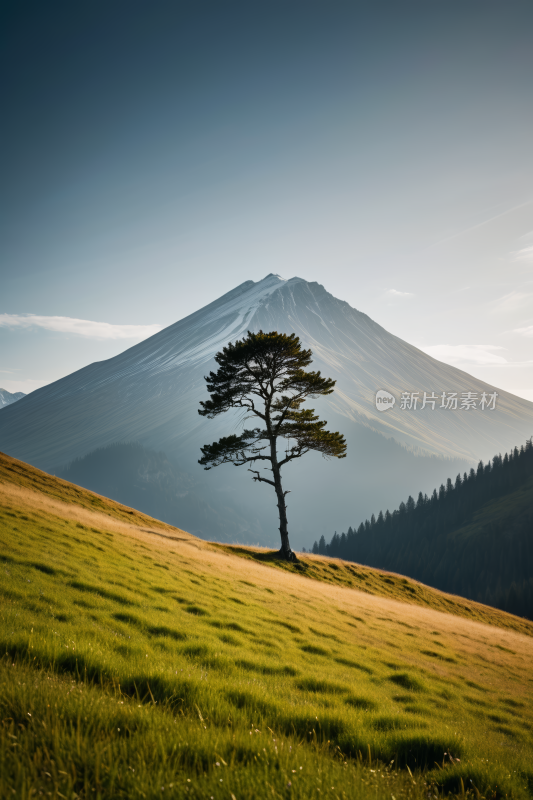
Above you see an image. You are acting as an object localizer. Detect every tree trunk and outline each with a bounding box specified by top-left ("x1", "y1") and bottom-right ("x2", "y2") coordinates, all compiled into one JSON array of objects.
[{"x1": 270, "y1": 439, "x2": 297, "y2": 561}]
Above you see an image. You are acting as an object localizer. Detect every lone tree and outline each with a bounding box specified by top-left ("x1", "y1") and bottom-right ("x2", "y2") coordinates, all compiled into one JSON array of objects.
[{"x1": 198, "y1": 331, "x2": 347, "y2": 560}]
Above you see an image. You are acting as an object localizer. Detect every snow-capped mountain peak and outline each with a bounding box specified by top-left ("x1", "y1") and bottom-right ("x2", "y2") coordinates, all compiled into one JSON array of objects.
[
  {"x1": 0, "y1": 389, "x2": 26, "y2": 409},
  {"x1": 2, "y1": 275, "x2": 533, "y2": 547},
  {"x1": 1, "y1": 274, "x2": 532, "y2": 467}
]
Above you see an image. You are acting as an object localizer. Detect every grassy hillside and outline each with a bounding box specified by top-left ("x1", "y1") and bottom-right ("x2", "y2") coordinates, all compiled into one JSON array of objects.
[
  {"x1": 1, "y1": 451, "x2": 533, "y2": 800},
  {"x1": 55, "y1": 442, "x2": 270, "y2": 546}
]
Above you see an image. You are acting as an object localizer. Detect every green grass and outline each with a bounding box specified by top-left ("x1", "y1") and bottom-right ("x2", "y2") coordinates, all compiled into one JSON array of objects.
[
  {"x1": 213, "y1": 545, "x2": 533, "y2": 636},
  {"x1": 1, "y1": 451, "x2": 533, "y2": 799}
]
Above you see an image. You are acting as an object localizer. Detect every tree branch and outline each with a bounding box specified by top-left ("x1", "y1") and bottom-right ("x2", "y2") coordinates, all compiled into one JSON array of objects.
[
  {"x1": 278, "y1": 447, "x2": 309, "y2": 467},
  {"x1": 248, "y1": 469, "x2": 276, "y2": 487}
]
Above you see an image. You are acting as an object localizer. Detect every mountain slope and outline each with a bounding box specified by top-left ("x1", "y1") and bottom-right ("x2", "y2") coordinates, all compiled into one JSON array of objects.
[
  {"x1": 1, "y1": 274, "x2": 532, "y2": 546},
  {"x1": 0, "y1": 388, "x2": 25, "y2": 408},
  {"x1": 1, "y1": 451, "x2": 533, "y2": 799},
  {"x1": 3, "y1": 449, "x2": 531, "y2": 633},
  {"x1": 55, "y1": 441, "x2": 270, "y2": 545},
  {"x1": 316, "y1": 438, "x2": 533, "y2": 619},
  {"x1": 1, "y1": 275, "x2": 531, "y2": 467}
]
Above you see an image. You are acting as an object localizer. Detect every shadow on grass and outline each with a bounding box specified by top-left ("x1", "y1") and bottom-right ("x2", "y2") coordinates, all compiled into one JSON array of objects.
[
  {"x1": 0, "y1": 647, "x2": 468, "y2": 777},
  {"x1": 427, "y1": 761, "x2": 519, "y2": 800},
  {"x1": 212, "y1": 545, "x2": 309, "y2": 572}
]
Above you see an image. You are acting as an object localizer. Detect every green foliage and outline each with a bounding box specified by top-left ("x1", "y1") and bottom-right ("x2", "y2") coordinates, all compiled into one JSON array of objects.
[{"x1": 198, "y1": 330, "x2": 346, "y2": 468}]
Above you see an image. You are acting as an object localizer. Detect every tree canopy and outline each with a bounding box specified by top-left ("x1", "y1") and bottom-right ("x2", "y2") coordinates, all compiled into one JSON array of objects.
[{"x1": 198, "y1": 330, "x2": 347, "y2": 560}]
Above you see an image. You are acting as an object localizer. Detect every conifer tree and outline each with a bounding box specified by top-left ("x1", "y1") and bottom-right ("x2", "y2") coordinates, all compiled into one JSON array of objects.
[{"x1": 198, "y1": 330, "x2": 347, "y2": 560}]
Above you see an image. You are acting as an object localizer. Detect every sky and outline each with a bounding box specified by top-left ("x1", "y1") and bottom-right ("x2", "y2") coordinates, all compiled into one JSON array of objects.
[{"x1": 1, "y1": 0, "x2": 532, "y2": 400}]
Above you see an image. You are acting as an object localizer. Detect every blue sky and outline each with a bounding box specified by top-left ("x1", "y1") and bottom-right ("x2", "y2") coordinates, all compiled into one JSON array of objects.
[{"x1": 1, "y1": 0, "x2": 532, "y2": 399}]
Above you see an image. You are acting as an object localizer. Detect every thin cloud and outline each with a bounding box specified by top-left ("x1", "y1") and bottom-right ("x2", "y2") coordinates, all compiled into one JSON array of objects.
[
  {"x1": 385, "y1": 289, "x2": 414, "y2": 298},
  {"x1": 426, "y1": 199, "x2": 533, "y2": 251},
  {"x1": 0, "y1": 314, "x2": 163, "y2": 340},
  {"x1": 490, "y1": 290, "x2": 533, "y2": 315},
  {"x1": 512, "y1": 245, "x2": 533, "y2": 262},
  {"x1": 511, "y1": 228, "x2": 533, "y2": 262},
  {"x1": 512, "y1": 325, "x2": 533, "y2": 338},
  {"x1": 421, "y1": 344, "x2": 508, "y2": 366}
]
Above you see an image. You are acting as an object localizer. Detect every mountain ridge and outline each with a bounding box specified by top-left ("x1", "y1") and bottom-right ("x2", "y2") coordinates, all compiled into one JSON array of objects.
[{"x1": 0, "y1": 388, "x2": 26, "y2": 409}]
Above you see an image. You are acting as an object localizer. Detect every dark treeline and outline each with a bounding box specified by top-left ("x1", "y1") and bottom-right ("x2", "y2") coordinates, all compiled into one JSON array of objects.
[{"x1": 312, "y1": 437, "x2": 533, "y2": 620}]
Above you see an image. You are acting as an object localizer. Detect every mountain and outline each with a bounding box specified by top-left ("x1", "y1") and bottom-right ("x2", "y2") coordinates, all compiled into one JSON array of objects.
[
  {"x1": 56, "y1": 441, "x2": 270, "y2": 545},
  {"x1": 315, "y1": 436, "x2": 533, "y2": 619},
  {"x1": 1, "y1": 274, "x2": 532, "y2": 547},
  {"x1": 0, "y1": 388, "x2": 25, "y2": 409}
]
